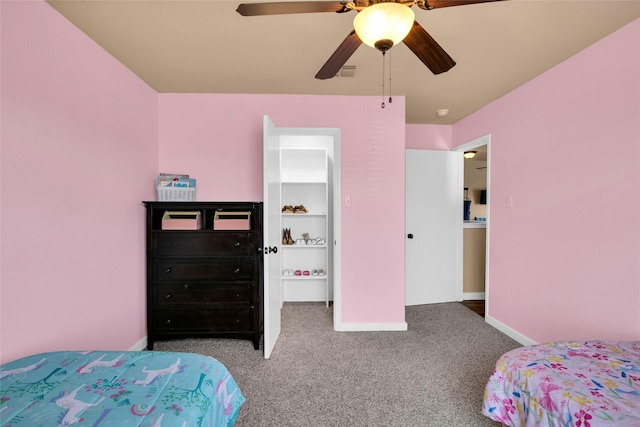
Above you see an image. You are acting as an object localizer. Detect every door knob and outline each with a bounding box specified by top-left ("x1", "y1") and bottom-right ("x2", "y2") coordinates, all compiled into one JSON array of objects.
[{"x1": 407, "y1": 234, "x2": 414, "y2": 239}]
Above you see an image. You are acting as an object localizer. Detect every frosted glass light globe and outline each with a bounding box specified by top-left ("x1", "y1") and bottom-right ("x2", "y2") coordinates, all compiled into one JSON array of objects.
[{"x1": 353, "y1": 3, "x2": 415, "y2": 51}]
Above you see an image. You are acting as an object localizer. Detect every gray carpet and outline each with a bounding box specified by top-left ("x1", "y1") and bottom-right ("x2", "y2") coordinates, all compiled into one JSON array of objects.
[{"x1": 155, "y1": 302, "x2": 519, "y2": 426}]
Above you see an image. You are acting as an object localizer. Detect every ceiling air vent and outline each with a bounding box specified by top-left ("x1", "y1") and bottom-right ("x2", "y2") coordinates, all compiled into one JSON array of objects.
[{"x1": 338, "y1": 65, "x2": 357, "y2": 78}]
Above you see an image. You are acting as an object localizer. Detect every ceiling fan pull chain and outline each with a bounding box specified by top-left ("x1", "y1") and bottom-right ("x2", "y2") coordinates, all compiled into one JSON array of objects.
[
  {"x1": 381, "y1": 53, "x2": 385, "y2": 108},
  {"x1": 389, "y1": 50, "x2": 392, "y2": 104}
]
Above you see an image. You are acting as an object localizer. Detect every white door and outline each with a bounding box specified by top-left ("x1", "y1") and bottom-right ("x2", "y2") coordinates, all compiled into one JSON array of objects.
[
  {"x1": 263, "y1": 116, "x2": 282, "y2": 359},
  {"x1": 405, "y1": 149, "x2": 463, "y2": 305}
]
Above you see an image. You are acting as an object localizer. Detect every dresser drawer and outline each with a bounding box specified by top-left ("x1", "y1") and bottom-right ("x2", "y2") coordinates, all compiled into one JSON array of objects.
[
  {"x1": 154, "y1": 232, "x2": 254, "y2": 257},
  {"x1": 155, "y1": 259, "x2": 254, "y2": 282},
  {"x1": 153, "y1": 308, "x2": 251, "y2": 332},
  {"x1": 154, "y1": 283, "x2": 252, "y2": 306}
]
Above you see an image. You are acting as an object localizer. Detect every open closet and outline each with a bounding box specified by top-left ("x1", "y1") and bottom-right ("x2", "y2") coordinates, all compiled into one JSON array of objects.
[
  {"x1": 262, "y1": 116, "x2": 341, "y2": 358},
  {"x1": 280, "y1": 147, "x2": 330, "y2": 306}
]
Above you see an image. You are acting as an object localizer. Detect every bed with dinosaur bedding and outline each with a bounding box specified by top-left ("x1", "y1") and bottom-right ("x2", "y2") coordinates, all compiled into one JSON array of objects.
[
  {"x1": 0, "y1": 350, "x2": 245, "y2": 426},
  {"x1": 483, "y1": 341, "x2": 640, "y2": 427}
]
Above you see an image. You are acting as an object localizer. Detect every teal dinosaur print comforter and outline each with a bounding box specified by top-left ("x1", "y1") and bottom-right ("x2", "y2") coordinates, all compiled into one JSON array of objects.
[{"x1": 0, "y1": 351, "x2": 245, "y2": 426}]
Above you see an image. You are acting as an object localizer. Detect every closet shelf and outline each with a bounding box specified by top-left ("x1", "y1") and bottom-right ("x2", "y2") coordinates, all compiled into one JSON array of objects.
[
  {"x1": 281, "y1": 180, "x2": 327, "y2": 184},
  {"x1": 282, "y1": 212, "x2": 326, "y2": 216},
  {"x1": 282, "y1": 245, "x2": 327, "y2": 249}
]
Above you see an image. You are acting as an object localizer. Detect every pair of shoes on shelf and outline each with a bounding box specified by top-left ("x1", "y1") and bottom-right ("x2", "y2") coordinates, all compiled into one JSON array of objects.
[
  {"x1": 309, "y1": 269, "x2": 326, "y2": 276},
  {"x1": 297, "y1": 235, "x2": 325, "y2": 245},
  {"x1": 306, "y1": 269, "x2": 326, "y2": 276},
  {"x1": 282, "y1": 228, "x2": 295, "y2": 245},
  {"x1": 283, "y1": 269, "x2": 326, "y2": 277},
  {"x1": 292, "y1": 270, "x2": 310, "y2": 276},
  {"x1": 294, "y1": 239, "x2": 324, "y2": 245},
  {"x1": 282, "y1": 205, "x2": 307, "y2": 214},
  {"x1": 294, "y1": 236, "x2": 309, "y2": 245}
]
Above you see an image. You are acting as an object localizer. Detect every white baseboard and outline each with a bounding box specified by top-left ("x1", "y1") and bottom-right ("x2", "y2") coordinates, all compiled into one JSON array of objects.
[
  {"x1": 485, "y1": 315, "x2": 536, "y2": 346},
  {"x1": 334, "y1": 321, "x2": 408, "y2": 332},
  {"x1": 130, "y1": 337, "x2": 147, "y2": 351},
  {"x1": 463, "y1": 292, "x2": 485, "y2": 300}
]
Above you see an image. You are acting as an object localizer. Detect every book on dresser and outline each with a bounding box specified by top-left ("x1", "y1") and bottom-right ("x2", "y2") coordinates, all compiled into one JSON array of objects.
[{"x1": 143, "y1": 201, "x2": 263, "y2": 350}]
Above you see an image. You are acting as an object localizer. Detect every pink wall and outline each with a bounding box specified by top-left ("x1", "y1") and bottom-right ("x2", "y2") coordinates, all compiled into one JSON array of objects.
[
  {"x1": 0, "y1": 1, "x2": 158, "y2": 364},
  {"x1": 159, "y1": 94, "x2": 407, "y2": 324},
  {"x1": 3, "y1": 0, "x2": 635, "y2": 365},
  {"x1": 453, "y1": 19, "x2": 640, "y2": 342},
  {"x1": 406, "y1": 124, "x2": 452, "y2": 150}
]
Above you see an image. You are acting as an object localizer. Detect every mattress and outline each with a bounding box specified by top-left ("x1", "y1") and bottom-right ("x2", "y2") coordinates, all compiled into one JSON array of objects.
[{"x1": 0, "y1": 350, "x2": 245, "y2": 426}]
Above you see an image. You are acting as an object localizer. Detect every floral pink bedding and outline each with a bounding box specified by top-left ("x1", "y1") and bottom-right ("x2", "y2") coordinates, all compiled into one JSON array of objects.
[{"x1": 483, "y1": 341, "x2": 640, "y2": 427}]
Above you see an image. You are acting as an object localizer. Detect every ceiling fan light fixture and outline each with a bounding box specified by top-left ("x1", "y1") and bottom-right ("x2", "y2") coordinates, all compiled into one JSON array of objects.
[
  {"x1": 464, "y1": 151, "x2": 477, "y2": 159},
  {"x1": 353, "y1": 3, "x2": 415, "y2": 51}
]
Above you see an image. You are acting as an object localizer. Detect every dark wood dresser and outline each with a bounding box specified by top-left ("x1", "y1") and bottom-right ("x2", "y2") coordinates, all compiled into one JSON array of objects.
[{"x1": 143, "y1": 201, "x2": 263, "y2": 350}]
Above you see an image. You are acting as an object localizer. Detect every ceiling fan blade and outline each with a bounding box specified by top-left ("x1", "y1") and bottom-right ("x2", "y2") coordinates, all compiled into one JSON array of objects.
[
  {"x1": 315, "y1": 30, "x2": 362, "y2": 80},
  {"x1": 420, "y1": 0, "x2": 505, "y2": 9},
  {"x1": 236, "y1": 1, "x2": 348, "y2": 16},
  {"x1": 403, "y1": 21, "x2": 456, "y2": 75}
]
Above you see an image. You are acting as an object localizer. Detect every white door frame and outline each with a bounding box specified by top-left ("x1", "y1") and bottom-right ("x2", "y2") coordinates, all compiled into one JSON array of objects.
[
  {"x1": 454, "y1": 135, "x2": 491, "y2": 314},
  {"x1": 264, "y1": 119, "x2": 342, "y2": 342},
  {"x1": 278, "y1": 130, "x2": 341, "y2": 320}
]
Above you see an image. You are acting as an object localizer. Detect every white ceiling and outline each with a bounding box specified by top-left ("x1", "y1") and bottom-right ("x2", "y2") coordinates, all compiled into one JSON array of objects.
[{"x1": 47, "y1": 0, "x2": 640, "y2": 124}]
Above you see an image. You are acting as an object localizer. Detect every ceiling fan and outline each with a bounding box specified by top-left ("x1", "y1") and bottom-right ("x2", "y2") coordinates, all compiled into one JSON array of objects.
[{"x1": 236, "y1": 0, "x2": 504, "y2": 80}]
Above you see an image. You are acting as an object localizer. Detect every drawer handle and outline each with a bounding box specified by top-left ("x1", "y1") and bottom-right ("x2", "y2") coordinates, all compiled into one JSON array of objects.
[
  {"x1": 165, "y1": 293, "x2": 172, "y2": 300},
  {"x1": 234, "y1": 241, "x2": 241, "y2": 247},
  {"x1": 234, "y1": 268, "x2": 241, "y2": 274},
  {"x1": 165, "y1": 267, "x2": 172, "y2": 274},
  {"x1": 165, "y1": 319, "x2": 171, "y2": 325}
]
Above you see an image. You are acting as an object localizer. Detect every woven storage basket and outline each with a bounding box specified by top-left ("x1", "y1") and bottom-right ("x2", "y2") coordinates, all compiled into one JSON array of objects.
[{"x1": 156, "y1": 186, "x2": 196, "y2": 201}]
